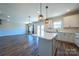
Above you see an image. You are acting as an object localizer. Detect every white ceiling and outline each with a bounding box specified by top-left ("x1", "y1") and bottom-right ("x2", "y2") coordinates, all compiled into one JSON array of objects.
[{"x1": 0, "y1": 3, "x2": 79, "y2": 24}]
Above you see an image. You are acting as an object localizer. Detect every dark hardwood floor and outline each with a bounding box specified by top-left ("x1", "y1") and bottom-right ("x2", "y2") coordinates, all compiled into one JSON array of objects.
[
  {"x1": 0, "y1": 35, "x2": 39, "y2": 56},
  {"x1": 0, "y1": 34, "x2": 79, "y2": 56},
  {"x1": 55, "y1": 40, "x2": 79, "y2": 56}
]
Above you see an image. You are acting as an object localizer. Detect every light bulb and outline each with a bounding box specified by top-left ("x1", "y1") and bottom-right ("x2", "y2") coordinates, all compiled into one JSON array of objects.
[{"x1": 38, "y1": 14, "x2": 43, "y2": 20}]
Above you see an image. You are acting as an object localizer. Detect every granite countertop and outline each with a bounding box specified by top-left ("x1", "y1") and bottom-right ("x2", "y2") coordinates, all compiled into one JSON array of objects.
[{"x1": 32, "y1": 33, "x2": 57, "y2": 40}]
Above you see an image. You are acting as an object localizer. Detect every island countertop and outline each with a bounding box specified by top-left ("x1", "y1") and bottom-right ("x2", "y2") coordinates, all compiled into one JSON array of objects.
[{"x1": 32, "y1": 33, "x2": 57, "y2": 40}]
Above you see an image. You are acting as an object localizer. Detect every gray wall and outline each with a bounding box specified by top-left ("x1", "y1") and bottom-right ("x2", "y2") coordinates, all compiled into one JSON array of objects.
[{"x1": 0, "y1": 20, "x2": 26, "y2": 36}]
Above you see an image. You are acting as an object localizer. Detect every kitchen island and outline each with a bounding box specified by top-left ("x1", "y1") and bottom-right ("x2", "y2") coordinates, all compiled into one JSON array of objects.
[{"x1": 32, "y1": 33, "x2": 57, "y2": 56}]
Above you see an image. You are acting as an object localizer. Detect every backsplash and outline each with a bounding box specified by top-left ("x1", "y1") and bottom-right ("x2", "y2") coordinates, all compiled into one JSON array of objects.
[{"x1": 45, "y1": 28, "x2": 79, "y2": 33}]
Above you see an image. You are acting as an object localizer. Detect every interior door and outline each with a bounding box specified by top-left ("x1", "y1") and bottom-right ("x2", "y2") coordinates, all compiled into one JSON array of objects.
[
  {"x1": 37, "y1": 25, "x2": 40, "y2": 36},
  {"x1": 37, "y1": 25, "x2": 44, "y2": 36}
]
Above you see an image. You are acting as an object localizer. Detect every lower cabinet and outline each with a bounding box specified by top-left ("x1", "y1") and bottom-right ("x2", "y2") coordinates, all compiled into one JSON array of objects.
[
  {"x1": 38, "y1": 37, "x2": 57, "y2": 56},
  {"x1": 75, "y1": 38, "x2": 79, "y2": 47},
  {"x1": 38, "y1": 37, "x2": 53, "y2": 56},
  {"x1": 58, "y1": 33, "x2": 75, "y2": 43},
  {"x1": 75, "y1": 33, "x2": 79, "y2": 47}
]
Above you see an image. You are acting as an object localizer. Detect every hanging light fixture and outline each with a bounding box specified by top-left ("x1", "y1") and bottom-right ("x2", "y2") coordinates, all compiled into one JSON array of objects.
[
  {"x1": 28, "y1": 16, "x2": 31, "y2": 26},
  {"x1": 45, "y1": 5, "x2": 49, "y2": 24},
  {"x1": 38, "y1": 3, "x2": 44, "y2": 21},
  {"x1": 29, "y1": 16, "x2": 30, "y2": 23}
]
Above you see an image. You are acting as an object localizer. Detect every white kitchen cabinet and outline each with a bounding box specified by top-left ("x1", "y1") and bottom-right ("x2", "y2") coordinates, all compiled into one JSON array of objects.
[
  {"x1": 38, "y1": 37, "x2": 53, "y2": 56},
  {"x1": 58, "y1": 33, "x2": 75, "y2": 43},
  {"x1": 75, "y1": 33, "x2": 79, "y2": 47},
  {"x1": 63, "y1": 14, "x2": 79, "y2": 28}
]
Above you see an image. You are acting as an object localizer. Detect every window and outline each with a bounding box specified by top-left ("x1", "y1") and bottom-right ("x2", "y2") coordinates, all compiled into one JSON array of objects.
[{"x1": 53, "y1": 21, "x2": 62, "y2": 29}]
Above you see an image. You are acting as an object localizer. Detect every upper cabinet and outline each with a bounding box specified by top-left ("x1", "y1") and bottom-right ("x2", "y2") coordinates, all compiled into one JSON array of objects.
[{"x1": 63, "y1": 14, "x2": 79, "y2": 28}]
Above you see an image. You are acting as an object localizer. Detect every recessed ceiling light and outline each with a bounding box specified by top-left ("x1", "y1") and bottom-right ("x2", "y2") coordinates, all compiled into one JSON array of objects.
[
  {"x1": 37, "y1": 10, "x2": 40, "y2": 14},
  {"x1": 66, "y1": 9, "x2": 71, "y2": 12},
  {"x1": 7, "y1": 16, "x2": 10, "y2": 18},
  {"x1": 35, "y1": 9, "x2": 40, "y2": 14}
]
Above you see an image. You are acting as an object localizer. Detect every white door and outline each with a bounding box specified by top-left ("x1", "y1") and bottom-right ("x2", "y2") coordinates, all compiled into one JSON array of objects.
[
  {"x1": 41, "y1": 25, "x2": 44, "y2": 36},
  {"x1": 37, "y1": 25, "x2": 44, "y2": 36},
  {"x1": 37, "y1": 25, "x2": 41, "y2": 36}
]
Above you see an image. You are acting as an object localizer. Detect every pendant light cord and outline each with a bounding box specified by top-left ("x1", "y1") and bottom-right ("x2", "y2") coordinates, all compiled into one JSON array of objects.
[
  {"x1": 29, "y1": 16, "x2": 30, "y2": 23},
  {"x1": 40, "y1": 3, "x2": 42, "y2": 15},
  {"x1": 46, "y1": 6, "x2": 48, "y2": 19}
]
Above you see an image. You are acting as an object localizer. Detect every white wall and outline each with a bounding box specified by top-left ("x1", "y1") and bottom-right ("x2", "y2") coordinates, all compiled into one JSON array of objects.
[{"x1": 0, "y1": 20, "x2": 26, "y2": 36}]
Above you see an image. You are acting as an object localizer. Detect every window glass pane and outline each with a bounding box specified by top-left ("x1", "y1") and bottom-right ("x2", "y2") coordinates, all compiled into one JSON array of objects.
[{"x1": 53, "y1": 21, "x2": 62, "y2": 29}]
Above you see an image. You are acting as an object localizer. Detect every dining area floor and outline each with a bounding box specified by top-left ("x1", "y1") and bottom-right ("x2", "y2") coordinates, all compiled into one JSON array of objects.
[{"x1": 0, "y1": 35, "x2": 39, "y2": 56}]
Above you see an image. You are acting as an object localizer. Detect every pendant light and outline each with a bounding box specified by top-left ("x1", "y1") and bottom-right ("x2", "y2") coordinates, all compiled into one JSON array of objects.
[
  {"x1": 38, "y1": 3, "x2": 43, "y2": 21},
  {"x1": 29, "y1": 16, "x2": 31, "y2": 23},
  {"x1": 28, "y1": 16, "x2": 31, "y2": 26},
  {"x1": 45, "y1": 6, "x2": 49, "y2": 24}
]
